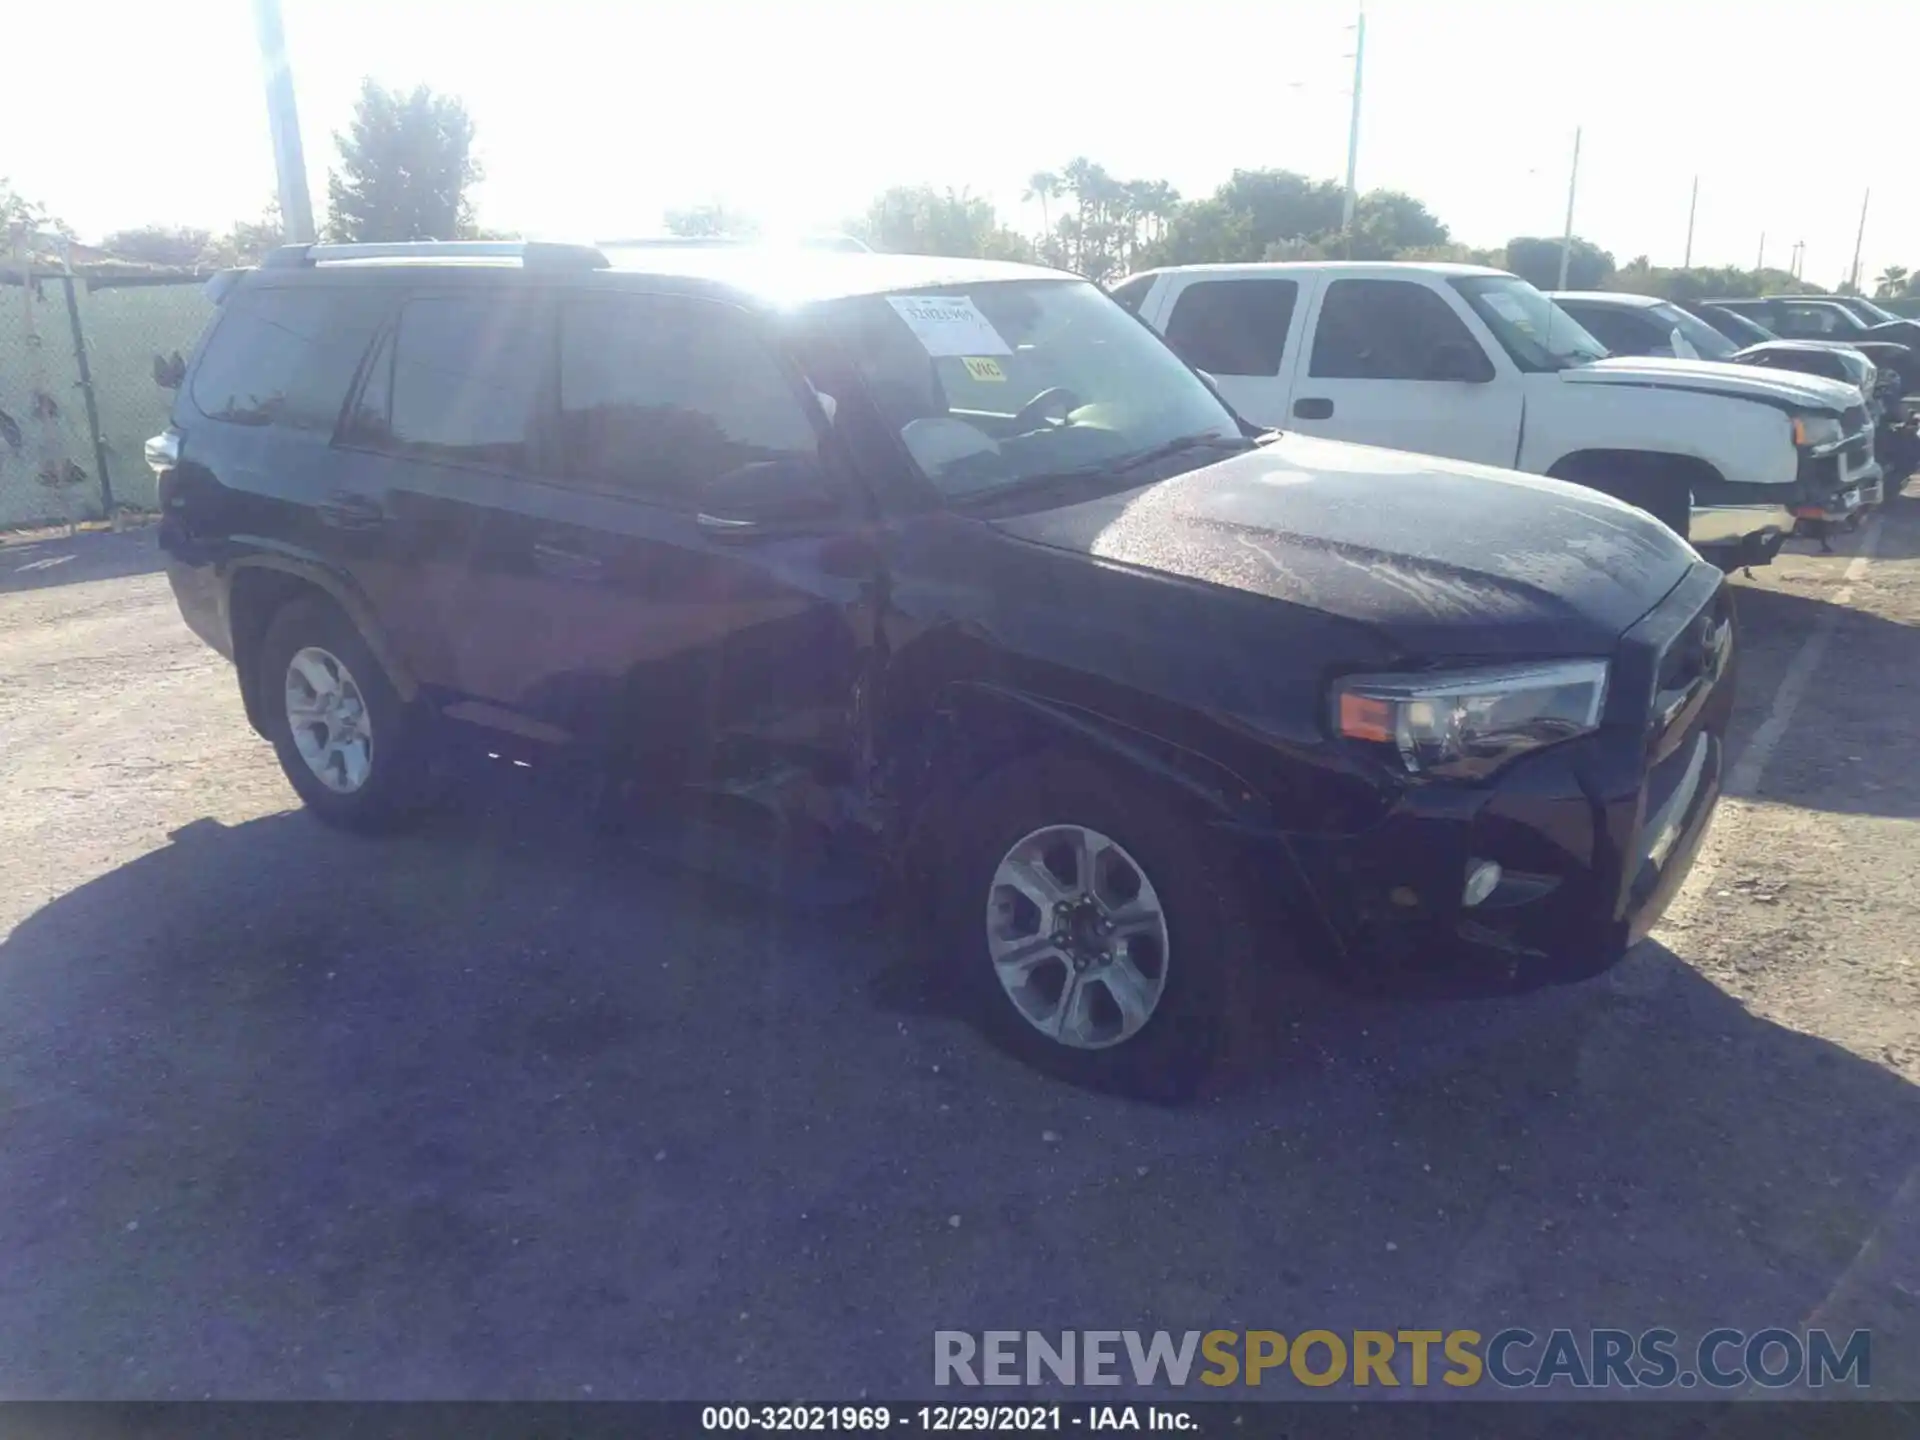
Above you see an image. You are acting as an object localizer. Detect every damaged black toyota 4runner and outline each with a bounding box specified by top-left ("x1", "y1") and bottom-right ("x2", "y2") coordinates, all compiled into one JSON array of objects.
[{"x1": 152, "y1": 242, "x2": 1733, "y2": 1096}]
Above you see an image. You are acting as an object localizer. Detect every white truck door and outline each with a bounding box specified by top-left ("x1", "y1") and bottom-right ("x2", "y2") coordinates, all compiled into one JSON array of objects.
[
  {"x1": 1283, "y1": 276, "x2": 1524, "y2": 467},
  {"x1": 1152, "y1": 273, "x2": 1313, "y2": 430}
]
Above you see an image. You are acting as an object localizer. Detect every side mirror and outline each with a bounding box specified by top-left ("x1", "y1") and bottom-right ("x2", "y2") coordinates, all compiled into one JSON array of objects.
[
  {"x1": 697, "y1": 455, "x2": 842, "y2": 534},
  {"x1": 152, "y1": 351, "x2": 186, "y2": 390},
  {"x1": 1427, "y1": 341, "x2": 1490, "y2": 383}
]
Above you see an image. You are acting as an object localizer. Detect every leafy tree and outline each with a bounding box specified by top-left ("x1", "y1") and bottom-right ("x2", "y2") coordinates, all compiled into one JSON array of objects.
[
  {"x1": 100, "y1": 226, "x2": 214, "y2": 268},
  {"x1": 326, "y1": 81, "x2": 482, "y2": 242},
  {"x1": 1138, "y1": 197, "x2": 1253, "y2": 268},
  {"x1": 1398, "y1": 241, "x2": 1503, "y2": 266},
  {"x1": 1213, "y1": 169, "x2": 1346, "y2": 253},
  {"x1": 1023, "y1": 171, "x2": 1061, "y2": 233},
  {"x1": 1875, "y1": 265, "x2": 1910, "y2": 299},
  {"x1": 0, "y1": 178, "x2": 73, "y2": 247},
  {"x1": 1348, "y1": 189, "x2": 1449, "y2": 260},
  {"x1": 1505, "y1": 235, "x2": 1614, "y2": 291},
  {"x1": 664, "y1": 203, "x2": 759, "y2": 239},
  {"x1": 855, "y1": 186, "x2": 1032, "y2": 262},
  {"x1": 196, "y1": 203, "x2": 286, "y2": 267}
]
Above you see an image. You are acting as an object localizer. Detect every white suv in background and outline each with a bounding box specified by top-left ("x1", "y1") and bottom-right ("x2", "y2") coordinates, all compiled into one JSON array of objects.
[{"x1": 1115, "y1": 262, "x2": 1875, "y2": 569}]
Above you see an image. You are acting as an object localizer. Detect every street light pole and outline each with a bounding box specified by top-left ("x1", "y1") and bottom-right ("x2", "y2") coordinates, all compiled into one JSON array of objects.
[
  {"x1": 1848, "y1": 189, "x2": 1870, "y2": 293},
  {"x1": 253, "y1": 0, "x2": 316, "y2": 243},
  {"x1": 1556, "y1": 126, "x2": 1582, "y2": 290},
  {"x1": 1340, "y1": 6, "x2": 1366, "y2": 259},
  {"x1": 1683, "y1": 176, "x2": 1697, "y2": 268}
]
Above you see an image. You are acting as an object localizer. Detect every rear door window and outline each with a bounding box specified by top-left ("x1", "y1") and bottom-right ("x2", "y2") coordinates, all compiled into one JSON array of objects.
[
  {"x1": 1308, "y1": 279, "x2": 1493, "y2": 380},
  {"x1": 1558, "y1": 303, "x2": 1658, "y2": 355},
  {"x1": 1107, "y1": 274, "x2": 1158, "y2": 316},
  {"x1": 375, "y1": 294, "x2": 549, "y2": 472},
  {"x1": 1778, "y1": 303, "x2": 1850, "y2": 338},
  {"x1": 190, "y1": 285, "x2": 382, "y2": 431},
  {"x1": 1162, "y1": 278, "x2": 1299, "y2": 376}
]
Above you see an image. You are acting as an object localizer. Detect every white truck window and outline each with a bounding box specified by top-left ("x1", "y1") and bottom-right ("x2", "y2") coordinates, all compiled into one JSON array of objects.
[
  {"x1": 1163, "y1": 279, "x2": 1298, "y2": 377},
  {"x1": 1308, "y1": 279, "x2": 1492, "y2": 382}
]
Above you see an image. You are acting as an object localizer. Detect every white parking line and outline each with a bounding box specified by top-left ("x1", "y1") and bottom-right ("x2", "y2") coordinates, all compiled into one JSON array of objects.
[{"x1": 1620, "y1": 517, "x2": 1882, "y2": 974}]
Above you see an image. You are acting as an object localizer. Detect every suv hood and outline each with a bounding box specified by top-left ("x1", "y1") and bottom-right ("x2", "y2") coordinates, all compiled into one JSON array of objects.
[
  {"x1": 1563, "y1": 355, "x2": 1860, "y2": 411},
  {"x1": 990, "y1": 433, "x2": 1697, "y2": 658},
  {"x1": 1732, "y1": 341, "x2": 1869, "y2": 382}
]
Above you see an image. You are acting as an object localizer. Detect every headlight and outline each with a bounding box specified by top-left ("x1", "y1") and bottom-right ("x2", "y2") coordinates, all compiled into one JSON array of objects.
[
  {"x1": 1332, "y1": 660, "x2": 1610, "y2": 779},
  {"x1": 1791, "y1": 413, "x2": 1846, "y2": 453}
]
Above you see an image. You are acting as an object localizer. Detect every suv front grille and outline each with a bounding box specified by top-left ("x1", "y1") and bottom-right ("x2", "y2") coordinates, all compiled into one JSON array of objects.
[{"x1": 1649, "y1": 584, "x2": 1733, "y2": 753}]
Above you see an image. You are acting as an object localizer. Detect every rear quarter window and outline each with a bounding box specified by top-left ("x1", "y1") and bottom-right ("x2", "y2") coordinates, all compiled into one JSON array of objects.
[{"x1": 189, "y1": 284, "x2": 385, "y2": 431}]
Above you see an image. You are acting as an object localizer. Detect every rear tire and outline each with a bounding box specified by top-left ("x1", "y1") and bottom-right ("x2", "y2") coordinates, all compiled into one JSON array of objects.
[
  {"x1": 935, "y1": 750, "x2": 1252, "y2": 1101},
  {"x1": 258, "y1": 596, "x2": 432, "y2": 833}
]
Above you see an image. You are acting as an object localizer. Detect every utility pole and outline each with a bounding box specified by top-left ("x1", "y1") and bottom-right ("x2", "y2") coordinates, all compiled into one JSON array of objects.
[
  {"x1": 1340, "y1": 6, "x2": 1366, "y2": 259},
  {"x1": 1757, "y1": 232, "x2": 1766, "y2": 272},
  {"x1": 1556, "y1": 126, "x2": 1582, "y2": 291},
  {"x1": 1683, "y1": 176, "x2": 1698, "y2": 268},
  {"x1": 252, "y1": 0, "x2": 316, "y2": 243},
  {"x1": 1848, "y1": 189, "x2": 1870, "y2": 292}
]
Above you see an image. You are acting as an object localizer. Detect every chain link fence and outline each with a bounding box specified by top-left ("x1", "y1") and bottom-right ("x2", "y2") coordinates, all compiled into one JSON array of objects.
[{"x1": 1, "y1": 268, "x2": 215, "y2": 530}]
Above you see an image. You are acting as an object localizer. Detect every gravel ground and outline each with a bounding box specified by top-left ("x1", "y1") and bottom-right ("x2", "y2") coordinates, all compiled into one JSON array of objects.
[{"x1": 0, "y1": 512, "x2": 1915, "y2": 1408}]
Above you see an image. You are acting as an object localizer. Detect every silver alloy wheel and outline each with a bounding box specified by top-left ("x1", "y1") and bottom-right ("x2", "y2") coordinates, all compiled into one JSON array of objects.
[
  {"x1": 284, "y1": 645, "x2": 374, "y2": 794},
  {"x1": 985, "y1": 824, "x2": 1170, "y2": 1050}
]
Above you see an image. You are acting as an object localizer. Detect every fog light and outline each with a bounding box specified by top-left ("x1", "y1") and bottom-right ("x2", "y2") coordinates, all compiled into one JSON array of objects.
[{"x1": 1463, "y1": 859, "x2": 1503, "y2": 908}]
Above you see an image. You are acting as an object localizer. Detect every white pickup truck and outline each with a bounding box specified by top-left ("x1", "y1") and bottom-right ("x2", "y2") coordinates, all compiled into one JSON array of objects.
[{"x1": 1112, "y1": 261, "x2": 1878, "y2": 568}]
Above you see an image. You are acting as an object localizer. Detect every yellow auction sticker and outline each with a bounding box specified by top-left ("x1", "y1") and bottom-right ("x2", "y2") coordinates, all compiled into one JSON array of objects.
[{"x1": 961, "y1": 357, "x2": 1006, "y2": 382}]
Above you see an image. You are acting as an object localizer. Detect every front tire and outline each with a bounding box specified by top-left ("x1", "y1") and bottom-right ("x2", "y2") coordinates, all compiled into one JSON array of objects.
[
  {"x1": 1552, "y1": 455, "x2": 1692, "y2": 540},
  {"x1": 937, "y1": 751, "x2": 1251, "y2": 1100},
  {"x1": 258, "y1": 596, "x2": 430, "y2": 832}
]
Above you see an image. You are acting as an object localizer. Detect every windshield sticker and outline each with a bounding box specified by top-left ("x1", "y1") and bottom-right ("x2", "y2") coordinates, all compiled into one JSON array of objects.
[
  {"x1": 960, "y1": 357, "x2": 1006, "y2": 382},
  {"x1": 1482, "y1": 292, "x2": 1536, "y2": 333},
  {"x1": 886, "y1": 295, "x2": 1013, "y2": 357}
]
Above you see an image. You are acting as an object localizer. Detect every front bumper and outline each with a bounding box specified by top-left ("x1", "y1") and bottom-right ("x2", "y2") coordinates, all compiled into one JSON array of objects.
[
  {"x1": 1792, "y1": 441, "x2": 1880, "y2": 525},
  {"x1": 1253, "y1": 563, "x2": 1733, "y2": 997},
  {"x1": 1689, "y1": 502, "x2": 1793, "y2": 550}
]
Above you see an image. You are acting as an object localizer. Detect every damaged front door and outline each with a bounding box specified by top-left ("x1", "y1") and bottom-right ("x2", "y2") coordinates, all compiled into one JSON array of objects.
[{"x1": 508, "y1": 290, "x2": 881, "y2": 821}]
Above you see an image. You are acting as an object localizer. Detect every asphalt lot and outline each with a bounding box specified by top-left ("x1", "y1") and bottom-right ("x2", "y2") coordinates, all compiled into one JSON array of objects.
[{"x1": 1, "y1": 509, "x2": 1917, "y2": 1409}]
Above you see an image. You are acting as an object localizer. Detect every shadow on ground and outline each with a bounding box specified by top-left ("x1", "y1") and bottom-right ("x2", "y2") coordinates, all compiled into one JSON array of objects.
[
  {"x1": 0, "y1": 527, "x2": 164, "y2": 595},
  {"x1": 0, "y1": 770, "x2": 1913, "y2": 1408},
  {"x1": 1724, "y1": 575, "x2": 1920, "y2": 821}
]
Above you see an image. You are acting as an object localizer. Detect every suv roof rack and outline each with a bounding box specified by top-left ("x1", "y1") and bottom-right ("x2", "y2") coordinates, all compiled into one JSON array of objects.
[{"x1": 260, "y1": 240, "x2": 610, "y2": 270}]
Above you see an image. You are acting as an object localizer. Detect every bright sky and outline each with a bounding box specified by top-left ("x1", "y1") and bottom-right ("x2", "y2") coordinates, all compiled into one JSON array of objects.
[{"x1": 7, "y1": 0, "x2": 1914, "y2": 286}]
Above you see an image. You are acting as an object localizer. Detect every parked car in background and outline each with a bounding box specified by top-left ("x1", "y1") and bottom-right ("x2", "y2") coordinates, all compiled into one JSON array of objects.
[
  {"x1": 1681, "y1": 301, "x2": 1911, "y2": 388},
  {"x1": 1119, "y1": 261, "x2": 1868, "y2": 571},
  {"x1": 1676, "y1": 300, "x2": 1917, "y2": 486},
  {"x1": 1551, "y1": 291, "x2": 1884, "y2": 519},
  {"x1": 1709, "y1": 296, "x2": 1920, "y2": 392},
  {"x1": 151, "y1": 241, "x2": 1734, "y2": 1096}
]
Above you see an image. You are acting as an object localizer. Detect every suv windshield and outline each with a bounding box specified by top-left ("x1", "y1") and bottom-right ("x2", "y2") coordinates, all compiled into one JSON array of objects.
[
  {"x1": 1450, "y1": 275, "x2": 1607, "y2": 371},
  {"x1": 1647, "y1": 302, "x2": 1740, "y2": 361},
  {"x1": 1698, "y1": 304, "x2": 1775, "y2": 346},
  {"x1": 817, "y1": 279, "x2": 1244, "y2": 500},
  {"x1": 1843, "y1": 296, "x2": 1902, "y2": 325}
]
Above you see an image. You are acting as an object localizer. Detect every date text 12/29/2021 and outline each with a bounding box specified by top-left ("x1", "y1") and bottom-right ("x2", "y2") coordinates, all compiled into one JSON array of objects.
[{"x1": 701, "y1": 1405, "x2": 1189, "y2": 1432}]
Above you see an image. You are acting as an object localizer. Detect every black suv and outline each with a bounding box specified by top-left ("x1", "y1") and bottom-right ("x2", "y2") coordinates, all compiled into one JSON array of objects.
[{"x1": 152, "y1": 240, "x2": 1733, "y2": 1095}]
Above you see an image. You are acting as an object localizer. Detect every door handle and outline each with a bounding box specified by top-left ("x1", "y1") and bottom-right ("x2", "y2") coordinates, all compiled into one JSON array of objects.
[
  {"x1": 531, "y1": 538, "x2": 603, "y2": 579},
  {"x1": 1292, "y1": 397, "x2": 1335, "y2": 420},
  {"x1": 316, "y1": 491, "x2": 386, "y2": 530}
]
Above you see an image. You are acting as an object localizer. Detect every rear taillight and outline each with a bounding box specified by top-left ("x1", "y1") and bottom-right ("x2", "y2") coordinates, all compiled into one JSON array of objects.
[{"x1": 144, "y1": 428, "x2": 181, "y2": 476}]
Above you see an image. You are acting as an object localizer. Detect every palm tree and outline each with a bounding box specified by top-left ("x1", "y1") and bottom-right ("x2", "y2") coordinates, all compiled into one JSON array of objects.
[
  {"x1": 1875, "y1": 264, "x2": 1910, "y2": 299},
  {"x1": 1023, "y1": 171, "x2": 1061, "y2": 235}
]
